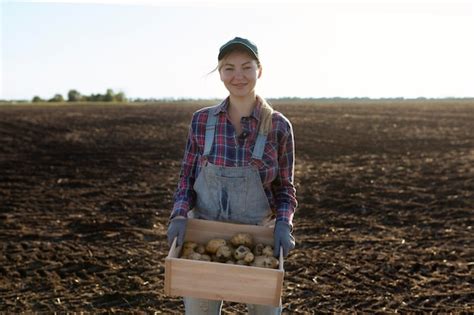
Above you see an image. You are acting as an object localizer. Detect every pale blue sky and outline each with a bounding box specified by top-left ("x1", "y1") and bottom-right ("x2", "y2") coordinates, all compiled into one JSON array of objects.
[{"x1": 1, "y1": 0, "x2": 473, "y2": 100}]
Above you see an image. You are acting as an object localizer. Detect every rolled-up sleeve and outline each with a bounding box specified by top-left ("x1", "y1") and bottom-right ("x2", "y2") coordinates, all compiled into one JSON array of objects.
[{"x1": 273, "y1": 117, "x2": 297, "y2": 226}]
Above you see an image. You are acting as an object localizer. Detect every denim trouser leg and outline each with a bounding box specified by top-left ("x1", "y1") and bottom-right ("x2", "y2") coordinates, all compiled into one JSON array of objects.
[
  {"x1": 184, "y1": 297, "x2": 222, "y2": 315},
  {"x1": 247, "y1": 302, "x2": 282, "y2": 315}
]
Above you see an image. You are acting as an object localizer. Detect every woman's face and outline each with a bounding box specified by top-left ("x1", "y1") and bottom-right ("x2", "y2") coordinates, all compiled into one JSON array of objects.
[{"x1": 219, "y1": 50, "x2": 262, "y2": 98}]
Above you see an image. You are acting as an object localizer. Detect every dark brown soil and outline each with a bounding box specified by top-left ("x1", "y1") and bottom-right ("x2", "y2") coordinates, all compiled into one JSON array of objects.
[{"x1": 1, "y1": 100, "x2": 473, "y2": 313}]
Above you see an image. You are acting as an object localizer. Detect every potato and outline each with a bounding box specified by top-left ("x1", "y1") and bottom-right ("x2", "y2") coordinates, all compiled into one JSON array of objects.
[
  {"x1": 206, "y1": 239, "x2": 227, "y2": 254},
  {"x1": 200, "y1": 254, "x2": 211, "y2": 261},
  {"x1": 230, "y1": 233, "x2": 253, "y2": 248},
  {"x1": 187, "y1": 252, "x2": 202, "y2": 260},
  {"x1": 253, "y1": 243, "x2": 265, "y2": 256},
  {"x1": 234, "y1": 245, "x2": 252, "y2": 260},
  {"x1": 181, "y1": 241, "x2": 199, "y2": 257},
  {"x1": 252, "y1": 256, "x2": 279, "y2": 269},
  {"x1": 183, "y1": 241, "x2": 198, "y2": 251},
  {"x1": 195, "y1": 244, "x2": 206, "y2": 254},
  {"x1": 243, "y1": 252, "x2": 255, "y2": 264},
  {"x1": 262, "y1": 245, "x2": 274, "y2": 257},
  {"x1": 215, "y1": 245, "x2": 233, "y2": 262},
  {"x1": 225, "y1": 260, "x2": 235, "y2": 264},
  {"x1": 236, "y1": 259, "x2": 248, "y2": 265},
  {"x1": 182, "y1": 247, "x2": 196, "y2": 258}
]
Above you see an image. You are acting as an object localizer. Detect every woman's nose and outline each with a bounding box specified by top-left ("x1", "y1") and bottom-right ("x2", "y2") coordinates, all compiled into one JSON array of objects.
[{"x1": 234, "y1": 69, "x2": 244, "y2": 78}]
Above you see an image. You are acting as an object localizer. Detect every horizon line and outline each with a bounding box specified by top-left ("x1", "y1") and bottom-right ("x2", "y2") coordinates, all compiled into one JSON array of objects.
[{"x1": 2, "y1": 96, "x2": 474, "y2": 103}]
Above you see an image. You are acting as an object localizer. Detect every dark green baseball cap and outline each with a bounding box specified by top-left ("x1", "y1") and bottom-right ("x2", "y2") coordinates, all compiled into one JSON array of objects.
[{"x1": 218, "y1": 37, "x2": 259, "y2": 61}]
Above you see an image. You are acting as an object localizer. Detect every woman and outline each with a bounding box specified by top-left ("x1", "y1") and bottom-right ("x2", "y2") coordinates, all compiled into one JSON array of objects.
[{"x1": 167, "y1": 37, "x2": 297, "y2": 314}]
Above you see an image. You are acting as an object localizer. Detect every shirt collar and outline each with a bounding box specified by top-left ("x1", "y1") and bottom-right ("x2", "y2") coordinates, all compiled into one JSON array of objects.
[
  {"x1": 211, "y1": 98, "x2": 228, "y2": 115},
  {"x1": 212, "y1": 96, "x2": 262, "y2": 122}
]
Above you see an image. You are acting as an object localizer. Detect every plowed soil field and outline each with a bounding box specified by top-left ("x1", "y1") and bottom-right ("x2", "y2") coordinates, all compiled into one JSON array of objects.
[{"x1": 1, "y1": 100, "x2": 473, "y2": 313}]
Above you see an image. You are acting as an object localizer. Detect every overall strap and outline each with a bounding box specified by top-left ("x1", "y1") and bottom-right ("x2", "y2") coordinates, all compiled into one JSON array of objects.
[
  {"x1": 251, "y1": 133, "x2": 267, "y2": 160},
  {"x1": 203, "y1": 111, "x2": 218, "y2": 156}
]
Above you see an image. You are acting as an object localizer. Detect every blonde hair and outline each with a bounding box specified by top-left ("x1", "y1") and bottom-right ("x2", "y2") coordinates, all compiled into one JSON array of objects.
[
  {"x1": 217, "y1": 47, "x2": 274, "y2": 135},
  {"x1": 256, "y1": 95, "x2": 274, "y2": 135}
]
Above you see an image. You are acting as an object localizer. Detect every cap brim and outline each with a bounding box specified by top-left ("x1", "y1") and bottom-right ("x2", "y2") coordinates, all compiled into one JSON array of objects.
[{"x1": 218, "y1": 43, "x2": 258, "y2": 60}]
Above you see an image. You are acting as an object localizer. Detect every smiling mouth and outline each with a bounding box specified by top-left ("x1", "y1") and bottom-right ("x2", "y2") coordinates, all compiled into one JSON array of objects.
[{"x1": 233, "y1": 83, "x2": 247, "y2": 87}]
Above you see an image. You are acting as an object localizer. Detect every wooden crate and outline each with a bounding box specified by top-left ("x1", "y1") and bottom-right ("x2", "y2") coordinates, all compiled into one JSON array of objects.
[{"x1": 164, "y1": 218, "x2": 284, "y2": 307}]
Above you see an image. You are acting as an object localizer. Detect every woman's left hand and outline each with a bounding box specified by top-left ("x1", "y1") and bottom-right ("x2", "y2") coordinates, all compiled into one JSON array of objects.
[
  {"x1": 273, "y1": 221, "x2": 295, "y2": 257},
  {"x1": 167, "y1": 216, "x2": 187, "y2": 247}
]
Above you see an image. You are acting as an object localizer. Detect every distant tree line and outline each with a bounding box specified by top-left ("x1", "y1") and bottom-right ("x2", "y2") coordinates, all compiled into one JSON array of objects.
[{"x1": 32, "y1": 89, "x2": 126, "y2": 103}]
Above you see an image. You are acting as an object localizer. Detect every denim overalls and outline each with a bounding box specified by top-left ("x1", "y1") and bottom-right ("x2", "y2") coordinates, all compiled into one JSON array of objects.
[{"x1": 184, "y1": 109, "x2": 281, "y2": 315}]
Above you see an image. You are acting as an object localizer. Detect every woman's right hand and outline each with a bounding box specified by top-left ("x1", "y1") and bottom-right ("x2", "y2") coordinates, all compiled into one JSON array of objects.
[{"x1": 167, "y1": 216, "x2": 187, "y2": 247}]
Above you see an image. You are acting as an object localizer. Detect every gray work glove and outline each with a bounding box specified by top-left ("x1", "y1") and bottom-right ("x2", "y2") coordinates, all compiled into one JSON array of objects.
[
  {"x1": 273, "y1": 221, "x2": 295, "y2": 257},
  {"x1": 167, "y1": 217, "x2": 187, "y2": 247}
]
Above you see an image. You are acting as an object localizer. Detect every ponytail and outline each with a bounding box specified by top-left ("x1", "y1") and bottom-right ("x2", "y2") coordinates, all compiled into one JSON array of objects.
[{"x1": 257, "y1": 95, "x2": 274, "y2": 135}]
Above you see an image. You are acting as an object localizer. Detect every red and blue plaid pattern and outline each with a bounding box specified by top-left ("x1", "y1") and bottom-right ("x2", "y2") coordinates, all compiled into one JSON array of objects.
[{"x1": 171, "y1": 98, "x2": 297, "y2": 225}]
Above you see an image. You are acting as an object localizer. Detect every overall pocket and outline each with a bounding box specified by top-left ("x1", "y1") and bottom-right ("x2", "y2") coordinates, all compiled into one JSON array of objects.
[
  {"x1": 194, "y1": 170, "x2": 248, "y2": 222},
  {"x1": 220, "y1": 175, "x2": 247, "y2": 222}
]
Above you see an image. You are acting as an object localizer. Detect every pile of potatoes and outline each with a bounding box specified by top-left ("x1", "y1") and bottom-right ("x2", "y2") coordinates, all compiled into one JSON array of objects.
[{"x1": 180, "y1": 232, "x2": 279, "y2": 269}]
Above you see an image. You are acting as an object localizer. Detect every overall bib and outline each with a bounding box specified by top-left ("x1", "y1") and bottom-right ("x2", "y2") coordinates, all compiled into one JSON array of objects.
[{"x1": 184, "y1": 111, "x2": 281, "y2": 315}]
